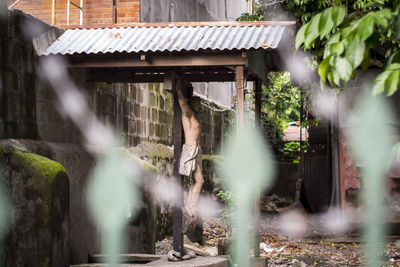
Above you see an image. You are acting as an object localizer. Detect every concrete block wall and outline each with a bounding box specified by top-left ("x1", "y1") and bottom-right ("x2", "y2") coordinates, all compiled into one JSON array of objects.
[
  {"x1": 89, "y1": 82, "x2": 173, "y2": 146},
  {"x1": 88, "y1": 81, "x2": 223, "y2": 153},
  {"x1": 0, "y1": 9, "x2": 61, "y2": 140},
  {"x1": 7, "y1": 0, "x2": 140, "y2": 26}
]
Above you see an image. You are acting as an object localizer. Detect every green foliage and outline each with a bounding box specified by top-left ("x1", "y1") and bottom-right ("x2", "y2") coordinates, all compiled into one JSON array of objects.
[
  {"x1": 280, "y1": 141, "x2": 307, "y2": 163},
  {"x1": 236, "y1": 12, "x2": 263, "y2": 21},
  {"x1": 217, "y1": 190, "x2": 233, "y2": 204},
  {"x1": 372, "y1": 63, "x2": 400, "y2": 96},
  {"x1": 257, "y1": 72, "x2": 301, "y2": 144},
  {"x1": 217, "y1": 190, "x2": 234, "y2": 235},
  {"x1": 293, "y1": 0, "x2": 400, "y2": 94}
]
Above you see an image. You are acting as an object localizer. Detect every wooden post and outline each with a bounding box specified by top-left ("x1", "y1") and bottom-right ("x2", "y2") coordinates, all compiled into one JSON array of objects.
[
  {"x1": 254, "y1": 79, "x2": 262, "y2": 257},
  {"x1": 255, "y1": 79, "x2": 262, "y2": 128},
  {"x1": 167, "y1": 75, "x2": 193, "y2": 255},
  {"x1": 235, "y1": 66, "x2": 245, "y2": 128},
  {"x1": 171, "y1": 81, "x2": 184, "y2": 254}
]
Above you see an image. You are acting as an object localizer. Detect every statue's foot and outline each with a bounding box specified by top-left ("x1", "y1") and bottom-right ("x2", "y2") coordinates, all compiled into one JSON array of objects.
[
  {"x1": 167, "y1": 250, "x2": 182, "y2": 261},
  {"x1": 182, "y1": 250, "x2": 196, "y2": 260}
]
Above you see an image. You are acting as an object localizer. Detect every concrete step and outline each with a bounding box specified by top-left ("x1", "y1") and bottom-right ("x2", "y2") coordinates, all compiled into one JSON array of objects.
[
  {"x1": 71, "y1": 254, "x2": 229, "y2": 267},
  {"x1": 89, "y1": 254, "x2": 161, "y2": 264}
]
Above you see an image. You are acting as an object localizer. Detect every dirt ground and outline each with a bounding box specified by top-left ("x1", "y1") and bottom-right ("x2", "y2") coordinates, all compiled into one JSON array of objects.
[
  {"x1": 156, "y1": 219, "x2": 400, "y2": 266},
  {"x1": 156, "y1": 195, "x2": 400, "y2": 266}
]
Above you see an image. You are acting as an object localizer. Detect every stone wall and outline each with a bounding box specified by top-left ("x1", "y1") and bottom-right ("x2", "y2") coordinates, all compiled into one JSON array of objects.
[
  {"x1": 89, "y1": 82, "x2": 174, "y2": 146},
  {"x1": 132, "y1": 142, "x2": 223, "y2": 241},
  {"x1": 87, "y1": 82, "x2": 225, "y2": 154},
  {"x1": 0, "y1": 10, "x2": 61, "y2": 140},
  {"x1": 0, "y1": 140, "x2": 69, "y2": 267}
]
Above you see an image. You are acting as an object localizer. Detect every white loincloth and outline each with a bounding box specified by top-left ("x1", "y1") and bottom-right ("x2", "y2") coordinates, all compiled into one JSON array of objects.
[{"x1": 179, "y1": 145, "x2": 199, "y2": 176}]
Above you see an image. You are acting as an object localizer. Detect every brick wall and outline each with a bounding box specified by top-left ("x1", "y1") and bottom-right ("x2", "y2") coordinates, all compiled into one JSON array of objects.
[{"x1": 7, "y1": 0, "x2": 140, "y2": 26}]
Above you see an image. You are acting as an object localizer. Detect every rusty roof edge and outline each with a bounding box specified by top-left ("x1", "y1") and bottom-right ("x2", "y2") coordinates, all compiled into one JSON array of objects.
[{"x1": 60, "y1": 21, "x2": 297, "y2": 30}]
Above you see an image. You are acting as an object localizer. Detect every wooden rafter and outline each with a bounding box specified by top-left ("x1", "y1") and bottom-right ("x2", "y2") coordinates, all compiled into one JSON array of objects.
[{"x1": 68, "y1": 52, "x2": 247, "y2": 68}]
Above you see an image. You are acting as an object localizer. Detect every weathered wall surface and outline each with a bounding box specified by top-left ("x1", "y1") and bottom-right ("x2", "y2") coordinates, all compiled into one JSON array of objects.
[
  {"x1": 86, "y1": 82, "x2": 224, "y2": 154},
  {"x1": 338, "y1": 70, "x2": 400, "y2": 209},
  {"x1": 0, "y1": 10, "x2": 61, "y2": 140},
  {"x1": 0, "y1": 140, "x2": 69, "y2": 267},
  {"x1": 141, "y1": 0, "x2": 248, "y2": 22}
]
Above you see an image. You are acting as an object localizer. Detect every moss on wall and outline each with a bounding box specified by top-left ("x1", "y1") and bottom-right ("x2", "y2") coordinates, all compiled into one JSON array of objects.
[
  {"x1": 11, "y1": 150, "x2": 68, "y2": 226},
  {"x1": 146, "y1": 144, "x2": 172, "y2": 159},
  {"x1": 202, "y1": 154, "x2": 224, "y2": 165},
  {"x1": 13, "y1": 151, "x2": 67, "y2": 183}
]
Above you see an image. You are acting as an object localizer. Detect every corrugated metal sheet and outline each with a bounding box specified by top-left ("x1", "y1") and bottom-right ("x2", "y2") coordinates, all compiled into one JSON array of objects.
[{"x1": 41, "y1": 24, "x2": 287, "y2": 56}]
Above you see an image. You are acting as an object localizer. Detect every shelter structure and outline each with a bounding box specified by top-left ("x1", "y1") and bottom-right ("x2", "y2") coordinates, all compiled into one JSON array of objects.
[{"x1": 40, "y1": 20, "x2": 295, "y2": 256}]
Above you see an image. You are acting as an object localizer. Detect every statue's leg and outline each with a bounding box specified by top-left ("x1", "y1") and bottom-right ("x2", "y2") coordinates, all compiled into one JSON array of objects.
[{"x1": 187, "y1": 160, "x2": 204, "y2": 216}]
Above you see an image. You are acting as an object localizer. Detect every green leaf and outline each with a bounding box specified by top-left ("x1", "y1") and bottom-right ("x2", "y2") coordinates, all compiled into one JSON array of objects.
[
  {"x1": 373, "y1": 9, "x2": 391, "y2": 28},
  {"x1": 353, "y1": 42, "x2": 365, "y2": 68},
  {"x1": 304, "y1": 13, "x2": 321, "y2": 48},
  {"x1": 335, "y1": 57, "x2": 353, "y2": 82},
  {"x1": 327, "y1": 72, "x2": 334, "y2": 85},
  {"x1": 357, "y1": 15, "x2": 375, "y2": 41},
  {"x1": 346, "y1": 39, "x2": 365, "y2": 68},
  {"x1": 341, "y1": 26, "x2": 354, "y2": 39},
  {"x1": 324, "y1": 44, "x2": 332, "y2": 58},
  {"x1": 386, "y1": 63, "x2": 400, "y2": 71},
  {"x1": 372, "y1": 71, "x2": 391, "y2": 95},
  {"x1": 330, "y1": 42, "x2": 344, "y2": 56},
  {"x1": 319, "y1": 7, "x2": 334, "y2": 38},
  {"x1": 385, "y1": 70, "x2": 400, "y2": 96},
  {"x1": 331, "y1": 6, "x2": 346, "y2": 27},
  {"x1": 361, "y1": 49, "x2": 370, "y2": 71},
  {"x1": 318, "y1": 56, "x2": 331, "y2": 82},
  {"x1": 295, "y1": 23, "x2": 309, "y2": 50},
  {"x1": 332, "y1": 69, "x2": 341, "y2": 86},
  {"x1": 386, "y1": 51, "x2": 400, "y2": 67},
  {"x1": 326, "y1": 32, "x2": 341, "y2": 45}
]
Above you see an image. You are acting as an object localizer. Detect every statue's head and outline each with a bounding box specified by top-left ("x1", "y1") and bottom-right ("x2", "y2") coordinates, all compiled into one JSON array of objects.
[{"x1": 188, "y1": 96, "x2": 202, "y2": 113}]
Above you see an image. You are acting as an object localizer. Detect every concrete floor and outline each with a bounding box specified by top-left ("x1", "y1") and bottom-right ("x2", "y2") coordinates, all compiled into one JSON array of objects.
[{"x1": 71, "y1": 255, "x2": 228, "y2": 267}]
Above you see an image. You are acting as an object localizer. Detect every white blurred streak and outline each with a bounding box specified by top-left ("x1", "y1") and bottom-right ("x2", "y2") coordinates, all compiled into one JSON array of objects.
[
  {"x1": 197, "y1": 195, "x2": 221, "y2": 219},
  {"x1": 279, "y1": 209, "x2": 307, "y2": 239},
  {"x1": 60, "y1": 89, "x2": 86, "y2": 118},
  {"x1": 318, "y1": 207, "x2": 349, "y2": 234},
  {"x1": 150, "y1": 176, "x2": 182, "y2": 207},
  {"x1": 312, "y1": 91, "x2": 338, "y2": 121},
  {"x1": 85, "y1": 122, "x2": 114, "y2": 148},
  {"x1": 285, "y1": 52, "x2": 313, "y2": 85},
  {"x1": 39, "y1": 56, "x2": 115, "y2": 151}
]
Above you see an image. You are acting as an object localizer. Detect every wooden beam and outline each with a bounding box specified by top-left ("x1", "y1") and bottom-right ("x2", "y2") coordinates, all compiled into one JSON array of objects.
[
  {"x1": 235, "y1": 65, "x2": 245, "y2": 129},
  {"x1": 62, "y1": 20, "x2": 297, "y2": 30},
  {"x1": 88, "y1": 70, "x2": 240, "y2": 83},
  {"x1": 68, "y1": 53, "x2": 246, "y2": 68}
]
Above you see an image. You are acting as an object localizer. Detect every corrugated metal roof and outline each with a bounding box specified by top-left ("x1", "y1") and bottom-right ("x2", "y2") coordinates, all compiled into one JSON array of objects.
[{"x1": 41, "y1": 22, "x2": 291, "y2": 56}]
